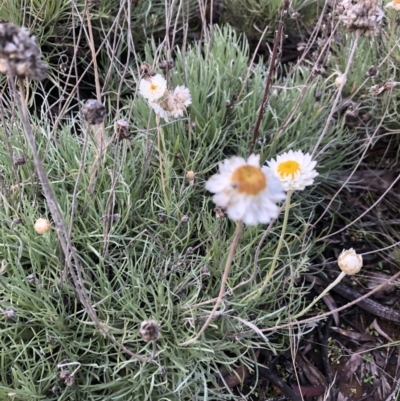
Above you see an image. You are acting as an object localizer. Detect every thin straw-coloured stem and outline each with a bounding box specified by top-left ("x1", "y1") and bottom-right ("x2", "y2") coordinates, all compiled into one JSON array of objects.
[{"x1": 179, "y1": 220, "x2": 244, "y2": 346}]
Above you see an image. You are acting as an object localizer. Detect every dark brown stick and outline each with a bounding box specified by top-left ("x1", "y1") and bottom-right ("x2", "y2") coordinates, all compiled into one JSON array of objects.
[
  {"x1": 316, "y1": 273, "x2": 400, "y2": 324},
  {"x1": 248, "y1": 0, "x2": 290, "y2": 155}
]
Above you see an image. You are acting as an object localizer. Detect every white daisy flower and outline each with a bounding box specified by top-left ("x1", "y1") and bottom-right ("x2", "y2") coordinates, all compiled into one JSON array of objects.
[
  {"x1": 149, "y1": 101, "x2": 171, "y2": 122},
  {"x1": 205, "y1": 154, "x2": 286, "y2": 225},
  {"x1": 167, "y1": 85, "x2": 192, "y2": 118},
  {"x1": 267, "y1": 150, "x2": 318, "y2": 191},
  {"x1": 386, "y1": 0, "x2": 400, "y2": 10},
  {"x1": 139, "y1": 73, "x2": 167, "y2": 102}
]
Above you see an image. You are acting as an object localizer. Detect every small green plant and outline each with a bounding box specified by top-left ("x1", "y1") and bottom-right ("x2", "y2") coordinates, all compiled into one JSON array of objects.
[
  {"x1": 327, "y1": 337, "x2": 342, "y2": 365},
  {"x1": 363, "y1": 373, "x2": 374, "y2": 385}
]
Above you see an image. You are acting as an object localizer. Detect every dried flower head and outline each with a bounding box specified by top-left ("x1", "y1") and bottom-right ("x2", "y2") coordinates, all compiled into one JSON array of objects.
[
  {"x1": 366, "y1": 65, "x2": 379, "y2": 78},
  {"x1": 34, "y1": 218, "x2": 51, "y2": 234},
  {"x1": 59, "y1": 370, "x2": 75, "y2": 387},
  {"x1": 4, "y1": 309, "x2": 15, "y2": 319},
  {"x1": 139, "y1": 320, "x2": 161, "y2": 342},
  {"x1": 337, "y1": 0, "x2": 384, "y2": 36},
  {"x1": 115, "y1": 119, "x2": 131, "y2": 140},
  {"x1": 160, "y1": 59, "x2": 175, "y2": 71},
  {"x1": 148, "y1": 85, "x2": 192, "y2": 122},
  {"x1": 338, "y1": 248, "x2": 363, "y2": 275},
  {"x1": 214, "y1": 206, "x2": 227, "y2": 219},
  {"x1": 13, "y1": 155, "x2": 26, "y2": 166},
  {"x1": 166, "y1": 85, "x2": 192, "y2": 118},
  {"x1": 140, "y1": 61, "x2": 156, "y2": 79},
  {"x1": 82, "y1": 99, "x2": 106, "y2": 125},
  {"x1": 0, "y1": 23, "x2": 48, "y2": 80}
]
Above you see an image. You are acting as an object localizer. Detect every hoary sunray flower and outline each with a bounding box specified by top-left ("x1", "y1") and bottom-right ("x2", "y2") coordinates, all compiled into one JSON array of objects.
[
  {"x1": 386, "y1": 0, "x2": 400, "y2": 10},
  {"x1": 205, "y1": 154, "x2": 286, "y2": 225},
  {"x1": 139, "y1": 73, "x2": 167, "y2": 102},
  {"x1": 267, "y1": 150, "x2": 318, "y2": 191}
]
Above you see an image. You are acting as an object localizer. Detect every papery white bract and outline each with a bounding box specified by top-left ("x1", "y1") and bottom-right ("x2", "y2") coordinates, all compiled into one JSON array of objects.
[
  {"x1": 139, "y1": 74, "x2": 167, "y2": 102},
  {"x1": 267, "y1": 150, "x2": 318, "y2": 191},
  {"x1": 205, "y1": 154, "x2": 286, "y2": 225},
  {"x1": 149, "y1": 101, "x2": 171, "y2": 122}
]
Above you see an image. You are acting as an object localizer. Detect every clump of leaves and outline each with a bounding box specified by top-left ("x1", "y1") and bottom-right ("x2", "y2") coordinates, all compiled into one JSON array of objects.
[{"x1": 0, "y1": 20, "x2": 374, "y2": 401}]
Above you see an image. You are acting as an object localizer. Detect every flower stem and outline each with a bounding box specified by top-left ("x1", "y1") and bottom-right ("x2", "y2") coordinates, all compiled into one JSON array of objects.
[
  {"x1": 257, "y1": 190, "x2": 292, "y2": 298},
  {"x1": 179, "y1": 220, "x2": 244, "y2": 346},
  {"x1": 291, "y1": 272, "x2": 346, "y2": 320},
  {"x1": 156, "y1": 115, "x2": 169, "y2": 213},
  {"x1": 241, "y1": 191, "x2": 292, "y2": 305}
]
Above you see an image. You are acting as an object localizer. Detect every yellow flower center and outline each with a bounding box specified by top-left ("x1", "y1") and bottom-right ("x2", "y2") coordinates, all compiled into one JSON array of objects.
[
  {"x1": 394, "y1": 0, "x2": 400, "y2": 4},
  {"x1": 231, "y1": 165, "x2": 266, "y2": 195},
  {"x1": 150, "y1": 83, "x2": 158, "y2": 91},
  {"x1": 277, "y1": 160, "x2": 301, "y2": 178}
]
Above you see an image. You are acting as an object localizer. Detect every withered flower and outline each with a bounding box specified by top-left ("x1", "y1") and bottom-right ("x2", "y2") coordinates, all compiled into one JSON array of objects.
[
  {"x1": 115, "y1": 119, "x2": 131, "y2": 140},
  {"x1": 82, "y1": 99, "x2": 106, "y2": 125},
  {"x1": 139, "y1": 320, "x2": 161, "y2": 342},
  {"x1": 0, "y1": 23, "x2": 47, "y2": 80},
  {"x1": 337, "y1": 0, "x2": 384, "y2": 36}
]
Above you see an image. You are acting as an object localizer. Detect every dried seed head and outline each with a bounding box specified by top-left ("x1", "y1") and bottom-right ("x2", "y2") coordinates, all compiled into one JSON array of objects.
[
  {"x1": 0, "y1": 23, "x2": 48, "y2": 80},
  {"x1": 140, "y1": 61, "x2": 156, "y2": 79},
  {"x1": 139, "y1": 320, "x2": 161, "y2": 342},
  {"x1": 313, "y1": 64, "x2": 326, "y2": 75},
  {"x1": 115, "y1": 119, "x2": 131, "y2": 140},
  {"x1": 26, "y1": 274, "x2": 39, "y2": 285},
  {"x1": 34, "y1": 218, "x2": 51, "y2": 234},
  {"x1": 159, "y1": 59, "x2": 175, "y2": 71},
  {"x1": 201, "y1": 265, "x2": 211, "y2": 276},
  {"x1": 214, "y1": 206, "x2": 227, "y2": 219},
  {"x1": 158, "y1": 213, "x2": 167, "y2": 223},
  {"x1": 12, "y1": 217, "x2": 23, "y2": 225},
  {"x1": 366, "y1": 65, "x2": 379, "y2": 78},
  {"x1": 59, "y1": 370, "x2": 71, "y2": 380},
  {"x1": 99, "y1": 213, "x2": 121, "y2": 222},
  {"x1": 337, "y1": 0, "x2": 384, "y2": 36},
  {"x1": 13, "y1": 155, "x2": 26, "y2": 166},
  {"x1": 4, "y1": 309, "x2": 15, "y2": 319},
  {"x1": 82, "y1": 99, "x2": 106, "y2": 125}
]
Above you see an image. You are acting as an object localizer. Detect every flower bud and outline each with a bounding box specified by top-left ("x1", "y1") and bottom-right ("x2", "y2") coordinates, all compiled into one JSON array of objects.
[
  {"x1": 186, "y1": 170, "x2": 195, "y2": 181},
  {"x1": 338, "y1": 248, "x2": 363, "y2": 275},
  {"x1": 34, "y1": 218, "x2": 51, "y2": 234},
  {"x1": 335, "y1": 73, "x2": 346, "y2": 88}
]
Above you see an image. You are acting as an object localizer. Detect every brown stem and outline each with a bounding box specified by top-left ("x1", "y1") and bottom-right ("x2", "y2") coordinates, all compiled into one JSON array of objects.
[{"x1": 248, "y1": 0, "x2": 290, "y2": 155}]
